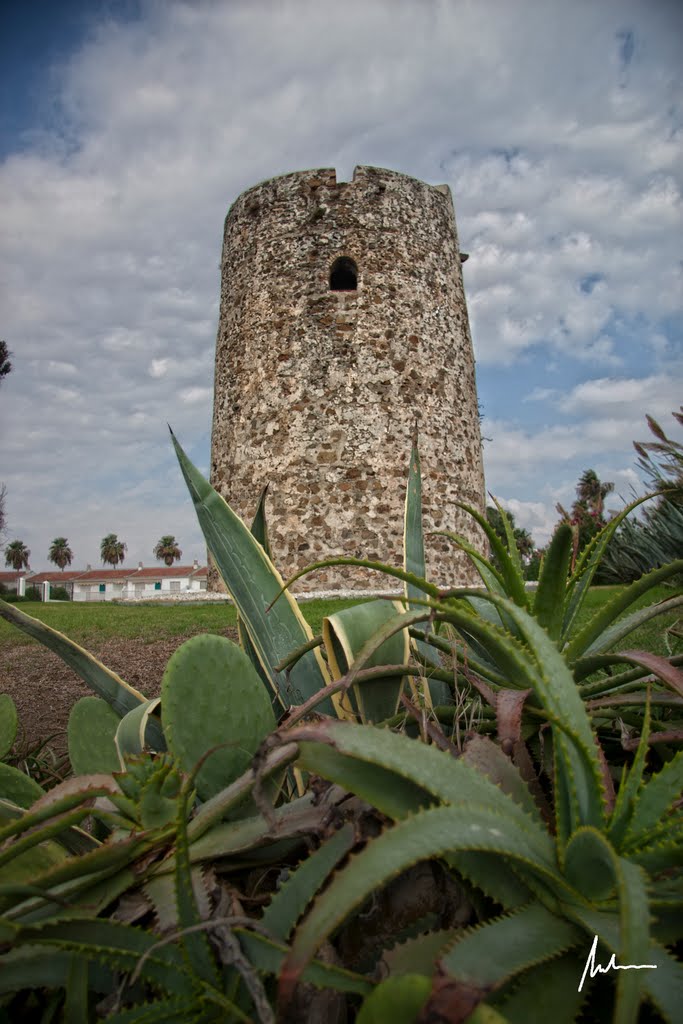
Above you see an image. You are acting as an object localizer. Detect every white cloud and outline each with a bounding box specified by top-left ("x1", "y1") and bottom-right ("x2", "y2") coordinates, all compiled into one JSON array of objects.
[{"x1": 0, "y1": 0, "x2": 681, "y2": 567}]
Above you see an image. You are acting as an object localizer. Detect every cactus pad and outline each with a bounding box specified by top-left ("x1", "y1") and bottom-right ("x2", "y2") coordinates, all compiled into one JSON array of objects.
[
  {"x1": 68, "y1": 696, "x2": 121, "y2": 775},
  {"x1": 161, "y1": 633, "x2": 276, "y2": 801}
]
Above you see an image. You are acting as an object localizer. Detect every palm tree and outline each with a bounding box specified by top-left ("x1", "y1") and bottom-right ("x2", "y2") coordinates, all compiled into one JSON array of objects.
[
  {"x1": 48, "y1": 537, "x2": 73, "y2": 571},
  {"x1": 154, "y1": 535, "x2": 182, "y2": 567},
  {"x1": 4, "y1": 540, "x2": 30, "y2": 571},
  {"x1": 100, "y1": 533, "x2": 127, "y2": 568},
  {"x1": 576, "y1": 469, "x2": 614, "y2": 517},
  {"x1": 0, "y1": 341, "x2": 11, "y2": 383}
]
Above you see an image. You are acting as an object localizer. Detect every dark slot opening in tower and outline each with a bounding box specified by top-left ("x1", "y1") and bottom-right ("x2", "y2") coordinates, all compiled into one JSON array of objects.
[{"x1": 330, "y1": 256, "x2": 358, "y2": 291}]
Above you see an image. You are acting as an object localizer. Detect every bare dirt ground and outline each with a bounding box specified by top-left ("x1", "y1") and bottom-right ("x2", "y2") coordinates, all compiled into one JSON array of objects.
[{"x1": 1, "y1": 632, "x2": 237, "y2": 765}]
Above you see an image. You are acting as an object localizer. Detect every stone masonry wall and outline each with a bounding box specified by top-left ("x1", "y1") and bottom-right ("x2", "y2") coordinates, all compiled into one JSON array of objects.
[{"x1": 210, "y1": 165, "x2": 487, "y2": 592}]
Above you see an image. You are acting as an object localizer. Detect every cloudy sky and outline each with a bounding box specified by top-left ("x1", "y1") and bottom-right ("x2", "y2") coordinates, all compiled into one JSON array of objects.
[{"x1": 1, "y1": 0, "x2": 681, "y2": 574}]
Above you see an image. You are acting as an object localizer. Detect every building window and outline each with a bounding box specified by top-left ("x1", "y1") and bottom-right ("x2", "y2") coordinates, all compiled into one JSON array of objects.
[
  {"x1": 170, "y1": 580, "x2": 181, "y2": 592},
  {"x1": 330, "y1": 256, "x2": 358, "y2": 291},
  {"x1": 99, "y1": 584, "x2": 106, "y2": 593}
]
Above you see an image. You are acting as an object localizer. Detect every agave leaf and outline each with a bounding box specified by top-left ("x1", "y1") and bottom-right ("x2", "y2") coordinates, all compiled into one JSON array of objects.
[
  {"x1": 439, "y1": 902, "x2": 581, "y2": 991},
  {"x1": 0, "y1": 599, "x2": 147, "y2": 717},
  {"x1": 114, "y1": 699, "x2": 165, "y2": 766},
  {"x1": 533, "y1": 525, "x2": 573, "y2": 642},
  {"x1": 403, "y1": 441, "x2": 450, "y2": 697},
  {"x1": 323, "y1": 601, "x2": 411, "y2": 722},
  {"x1": 261, "y1": 823, "x2": 355, "y2": 941},
  {"x1": 563, "y1": 562, "x2": 683, "y2": 664},
  {"x1": 280, "y1": 804, "x2": 566, "y2": 1000},
  {"x1": 275, "y1": 556, "x2": 441, "y2": 606},
  {"x1": 239, "y1": 484, "x2": 279, "y2": 696},
  {"x1": 170, "y1": 428, "x2": 333, "y2": 713}
]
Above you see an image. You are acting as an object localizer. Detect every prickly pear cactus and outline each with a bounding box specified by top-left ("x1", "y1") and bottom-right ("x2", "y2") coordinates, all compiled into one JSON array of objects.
[
  {"x1": 161, "y1": 633, "x2": 276, "y2": 801},
  {"x1": 67, "y1": 696, "x2": 120, "y2": 775},
  {"x1": 0, "y1": 693, "x2": 18, "y2": 760}
]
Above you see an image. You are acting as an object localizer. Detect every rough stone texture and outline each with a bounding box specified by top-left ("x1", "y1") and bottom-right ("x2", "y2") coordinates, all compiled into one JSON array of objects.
[{"x1": 210, "y1": 165, "x2": 486, "y2": 592}]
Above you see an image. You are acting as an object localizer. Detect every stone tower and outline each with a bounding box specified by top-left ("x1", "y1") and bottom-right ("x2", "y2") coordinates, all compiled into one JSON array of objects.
[{"x1": 210, "y1": 165, "x2": 486, "y2": 592}]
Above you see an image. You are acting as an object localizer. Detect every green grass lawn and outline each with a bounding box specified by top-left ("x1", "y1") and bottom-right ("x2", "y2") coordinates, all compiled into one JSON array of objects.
[
  {"x1": 0, "y1": 586, "x2": 679, "y2": 654},
  {"x1": 0, "y1": 597, "x2": 368, "y2": 649}
]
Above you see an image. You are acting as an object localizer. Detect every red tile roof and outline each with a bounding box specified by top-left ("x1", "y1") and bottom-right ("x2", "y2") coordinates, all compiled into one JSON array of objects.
[
  {"x1": 0, "y1": 571, "x2": 31, "y2": 583},
  {"x1": 29, "y1": 571, "x2": 88, "y2": 584},
  {"x1": 129, "y1": 566, "x2": 207, "y2": 580}
]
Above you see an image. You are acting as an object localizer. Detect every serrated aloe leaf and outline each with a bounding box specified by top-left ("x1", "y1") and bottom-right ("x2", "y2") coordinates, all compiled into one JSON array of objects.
[
  {"x1": 609, "y1": 701, "x2": 651, "y2": 847},
  {"x1": 161, "y1": 634, "x2": 275, "y2": 803},
  {"x1": 0, "y1": 693, "x2": 18, "y2": 760},
  {"x1": 281, "y1": 804, "x2": 566, "y2": 997},
  {"x1": 440, "y1": 903, "x2": 581, "y2": 989},
  {"x1": 115, "y1": 699, "x2": 165, "y2": 766},
  {"x1": 403, "y1": 442, "x2": 449, "y2": 694},
  {"x1": 624, "y1": 750, "x2": 683, "y2": 846},
  {"x1": 294, "y1": 720, "x2": 554, "y2": 850},
  {"x1": 104, "y1": 997, "x2": 203, "y2": 1024},
  {"x1": 0, "y1": 762, "x2": 45, "y2": 808},
  {"x1": 462, "y1": 734, "x2": 542, "y2": 825},
  {"x1": 12, "y1": 917, "x2": 193, "y2": 996},
  {"x1": 357, "y1": 974, "x2": 431, "y2": 1024},
  {"x1": 173, "y1": 775, "x2": 221, "y2": 989},
  {"x1": 323, "y1": 601, "x2": 411, "y2": 723},
  {"x1": 440, "y1": 591, "x2": 606, "y2": 837},
  {"x1": 448, "y1": 850, "x2": 532, "y2": 910},
  {"x1": 379, "y1": 928, "x2": 461, "y2": 978},
  {"x1": 0, "y1": 947, "x2": 113, "y2": 997},
  {"x1": 262, "y1": 822, "x2": 354, "y2": 941},
  {"x1": 235, "y1": 928, "x2": 372, "y2": 994},
  {"x1": 533, "y1": 524, "x2": 573, "y2": 642},
  {"x1": 0, "y1": 599, "x2": 146, "y2": 717},
  {"x1": 68, "y1": 696, "x2": 121, "y2": 776},
  {"x1": 564, "y1": 562, "x2": 683, "y2": 663},
  {"x1": 170, "y1": 429, "x2": 333, "y2": 713},
  {"x1": 455, "y1": 500, "x2": 529, "y2": 609},
  {"x1": 564, "y1": 827, "x2": 617, "y2": 901},
  {"x1": 562, "y1": 493, "x2": 658, "y2": 639},
  {"x1": 64, "y1": 953, "x2": 88, "y2": 1023},
  {"x1": 492, "y1": 953, "x2": 586, "y2": 1024}
]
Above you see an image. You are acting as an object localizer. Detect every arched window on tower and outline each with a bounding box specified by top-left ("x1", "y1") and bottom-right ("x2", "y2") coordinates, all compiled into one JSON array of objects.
[{"x1": 329, "y1": 256, "x2": 358, "y2": 291}]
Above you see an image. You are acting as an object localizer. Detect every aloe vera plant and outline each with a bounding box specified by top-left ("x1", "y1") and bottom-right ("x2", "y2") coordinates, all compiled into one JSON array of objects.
[{"x1": 1, "y1": 427, "x2": 680, "y2": 1021}]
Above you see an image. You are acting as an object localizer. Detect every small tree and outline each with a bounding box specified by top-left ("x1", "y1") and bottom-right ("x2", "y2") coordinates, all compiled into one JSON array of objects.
[
  {"x1": 154, "y1": 535, "x2": 182, "y2": 567},
  {"x1": 48, "y1": 537, "x2": 74, "y2": 571},
  {"x1": 486, "y1": 505, "x2": 534, "y2": 564},
  {"x1": 100, "y1": 533, "x2": 127, "y2": 568},
  {"x1": 4, "y1": 540, "x2": 30, "y2": 571}
]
